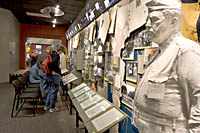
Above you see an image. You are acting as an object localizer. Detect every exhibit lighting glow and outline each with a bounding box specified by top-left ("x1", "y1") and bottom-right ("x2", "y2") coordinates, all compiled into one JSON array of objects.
[
  {"x1": 52, "y1": 18, "x2": 57, "y2": 23},
  {"x1": 53, "y1": 24, "x2": 55, "y2": 28},
  {"x1": 56, "y1": 5, "x2": 60, "y2": 9},
  {"x1": 95, "y1": 2, "x2": 100, "y2": 10}
]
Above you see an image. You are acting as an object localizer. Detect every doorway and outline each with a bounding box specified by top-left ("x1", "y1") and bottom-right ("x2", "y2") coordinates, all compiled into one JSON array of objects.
[{"x1": 25, "y1": 37, "x2": 62, "y2": 69}]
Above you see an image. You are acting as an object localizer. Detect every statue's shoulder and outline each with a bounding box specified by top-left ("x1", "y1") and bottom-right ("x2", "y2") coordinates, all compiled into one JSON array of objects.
[{"x1": 176, "y1": 35, "x2": 200, "y2": 54}]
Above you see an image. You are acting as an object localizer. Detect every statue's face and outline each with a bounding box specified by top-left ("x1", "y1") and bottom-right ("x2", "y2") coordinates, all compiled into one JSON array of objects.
[{"x1": 146, "y1": 10, "x2": 172, "y2": 45}]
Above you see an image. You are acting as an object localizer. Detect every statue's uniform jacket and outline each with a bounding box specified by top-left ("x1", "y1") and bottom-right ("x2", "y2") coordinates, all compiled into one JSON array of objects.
[{"x1": 134, "y1": 33, "x2": 200, "y2": 132}]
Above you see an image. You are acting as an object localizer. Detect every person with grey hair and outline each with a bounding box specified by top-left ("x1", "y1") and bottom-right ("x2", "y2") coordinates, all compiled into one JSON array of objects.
[
  {"x1": 134, "y1": 0, "x2": 200, "y2": 132},
  {"x1": 36, "y1": 46, "x2": 53, "y2": 104}
]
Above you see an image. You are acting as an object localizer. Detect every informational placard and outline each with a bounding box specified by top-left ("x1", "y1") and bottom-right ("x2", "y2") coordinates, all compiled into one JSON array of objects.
[
  {"x1": 71, "y1": 83, "x2": 87, "y2": 93},
  {"x1": 88, "y1": 21, "x2": 96, "y2": 42},
  {"x1": 80, "y1": 95, "x2": 102, "y2": 110},
  {"x1": 91, "y1": 108, "x2": 124, "y2": 132},
  {"x1": 62, "y1": 75, "x2": 77, "y2": 85},
  {"x1": 108, "y1": 7, "x2": 117, "y2": 34},
  {"x1": 85, "y1": 100, "x2": 111, "y2": 118},
  {"x1": 9, "y1": 41, "x2": 16, "y2": 54},
  {"x1": 73, "y1": 86, "x2": 91, "y2": 98},
  {"x1": 76, "y1": 90, "x2": 96, "y2": 103},
  {"x1": 61, "y1": 68, "x2": 68, "y2": 74},
  {"x1": 68, "y1": 83, "x2": 128, "y2": 133},
  {"x1": 73, "y1": 33, "x2": 80, "y2": 48},
  {"x1": 112, "y1": 3, "x2": 129, "y2": 57},
  {"x1": 99, "y1": 12, "x2": 111, "y2": 45}
]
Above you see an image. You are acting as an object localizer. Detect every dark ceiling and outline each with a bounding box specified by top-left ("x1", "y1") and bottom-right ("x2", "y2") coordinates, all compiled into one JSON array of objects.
[{"x1": 0, "y1": 0, "x2": 86, "y2": 27}]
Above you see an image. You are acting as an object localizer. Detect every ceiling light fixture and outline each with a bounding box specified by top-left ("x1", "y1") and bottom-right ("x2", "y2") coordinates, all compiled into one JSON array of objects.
[
  {"x1": 52, "y1": 18, "x2": 57, "y2": 23},
  {"x1": 56, "y1": 5, "x2": 60, "y2": 9},
  {"x1": 40, "y1": 6, "x2": 64, "y2": 17},
  {"x1": 55, "y1": 8, "x2": 59, "y2": 14}
]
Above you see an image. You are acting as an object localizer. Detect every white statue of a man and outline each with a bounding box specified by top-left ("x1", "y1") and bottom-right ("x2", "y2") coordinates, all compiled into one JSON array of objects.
[{"x1": 134, "y1": 0, "x2": 200, "y2": 133}]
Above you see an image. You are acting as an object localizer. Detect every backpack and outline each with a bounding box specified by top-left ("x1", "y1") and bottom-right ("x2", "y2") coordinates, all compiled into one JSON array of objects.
[{"x1": 41, "y1": 54, "x2": 52, "y2": 74}]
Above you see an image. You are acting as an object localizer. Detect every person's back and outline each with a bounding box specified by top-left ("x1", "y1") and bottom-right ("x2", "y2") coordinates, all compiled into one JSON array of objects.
[
  {"x1": 44, "y1": 45, "x2": 65, "y2": 112},
  {"x1": 29, "y1": 63, "x2": 41, "y2": 83},
  {"x1": 48, "y1": 52, "x2": 61, "y2": 75},
  {"x1": 36, "y1": 51, "x2": 48, "y2": 69},
  {"x1": 36, "y1": 46, "x2": 53, "y2": 103}
]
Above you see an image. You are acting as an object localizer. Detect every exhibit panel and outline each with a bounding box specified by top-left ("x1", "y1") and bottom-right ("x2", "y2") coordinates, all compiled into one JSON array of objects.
[
  {"x1": 66, "y1": 0, "x2": 200, "y2": 132},
  {"x1": 66, "y1": 0, "x2": 149, "y2": 132}
]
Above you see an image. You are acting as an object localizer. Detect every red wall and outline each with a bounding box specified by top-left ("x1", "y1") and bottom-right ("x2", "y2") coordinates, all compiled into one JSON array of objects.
[{"x1": 20, "y1": 23, "x2": 67, "y2": 69}]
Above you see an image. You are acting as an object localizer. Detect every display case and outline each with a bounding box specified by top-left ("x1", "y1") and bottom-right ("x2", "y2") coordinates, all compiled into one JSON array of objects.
[{"x1": 68, "y1": 84, "x2": 128, "y2": 133}]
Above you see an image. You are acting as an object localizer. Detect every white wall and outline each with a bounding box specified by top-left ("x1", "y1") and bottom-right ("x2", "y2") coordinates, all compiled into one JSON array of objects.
[{"x1": 0, "y1": 8, "x2": 20, "y2": 83}]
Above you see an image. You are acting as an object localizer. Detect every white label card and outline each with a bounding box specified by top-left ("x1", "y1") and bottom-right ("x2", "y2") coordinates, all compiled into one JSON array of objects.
[{"x1": 147, "y1": 82, "x2": 165, "y2": 99}]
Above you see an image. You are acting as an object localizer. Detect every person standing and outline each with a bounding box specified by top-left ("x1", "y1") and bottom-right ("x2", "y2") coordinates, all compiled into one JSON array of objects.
[
  {"x1": 36, "y1": 46, "x2": 53, "y2": 103},
  {"x1": 134, "y1": 0, "x2": 200, "y2": 133},
  {"x1": 44, "y1": 45, "x2": 65, "y2": 112}
]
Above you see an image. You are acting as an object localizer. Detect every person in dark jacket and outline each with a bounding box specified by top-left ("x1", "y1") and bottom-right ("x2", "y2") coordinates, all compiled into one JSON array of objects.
[{"x1": 44, "y1": 45, "x2": 65, "y2": 112}]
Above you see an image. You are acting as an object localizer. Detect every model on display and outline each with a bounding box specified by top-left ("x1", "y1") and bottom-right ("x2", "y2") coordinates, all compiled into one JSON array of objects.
[{"x1": 134, "y1": 0, "x2": 200, "y2": 133}]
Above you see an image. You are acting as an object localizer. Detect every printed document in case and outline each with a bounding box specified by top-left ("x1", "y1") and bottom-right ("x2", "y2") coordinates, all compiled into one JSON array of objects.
[
  {"x1": 85, "y1": 100, "x2": 111, "y2": 118},
  {"x1": 73, "y1": 86, "x2": 91, "y2": 98},
  {"x1": 76, "y1": 90, "x2": 96, "y2": 103},
  {"x1": 71, "y1": 83, "x2": 87, "y2": 93},
  {"x1": 80, "y1": 95, "x2": 102, "y2": 110},
  {"x1": 91, "y1": 108, "x2": 124, "y2": 131}
]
